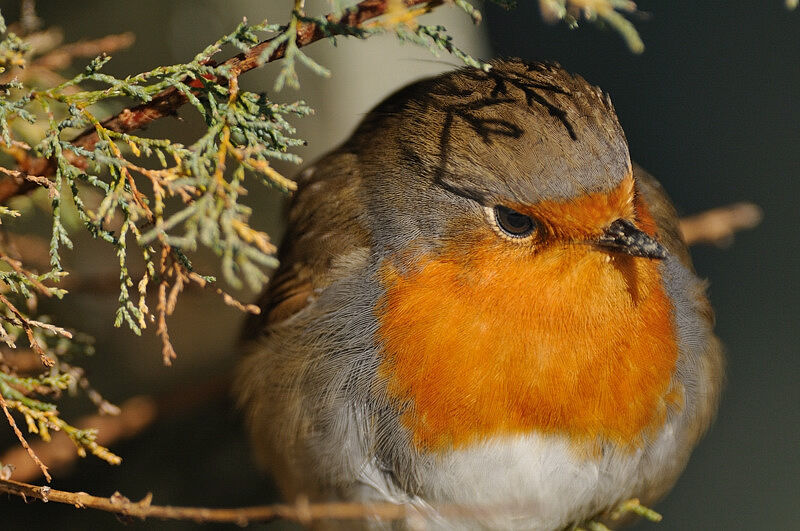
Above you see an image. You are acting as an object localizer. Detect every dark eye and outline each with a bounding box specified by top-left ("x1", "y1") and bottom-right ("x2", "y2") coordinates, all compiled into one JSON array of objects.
[{"x1": 494, "y1": 205, "x2": 536, "y2": 238}]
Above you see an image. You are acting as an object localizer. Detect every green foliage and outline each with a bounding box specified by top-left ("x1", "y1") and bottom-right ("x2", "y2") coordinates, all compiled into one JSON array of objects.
[
  {"x1": 267, "y1": 11, "x2": 334, "y2": 90},
  {"x1": 0, "y1": 10, "x2": 317, "y2": 475},
  {"x1": 28, "y1": 24, "x2": 308, "y2": 287},
  {"x1": 396, "y1": 23, "x2": 490, "y2": 70}
]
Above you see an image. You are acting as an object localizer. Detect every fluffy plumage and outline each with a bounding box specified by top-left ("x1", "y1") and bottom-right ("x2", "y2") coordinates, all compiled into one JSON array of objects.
[{"x1": 236, "y1": 59, "x2": 723, "y2": 529}]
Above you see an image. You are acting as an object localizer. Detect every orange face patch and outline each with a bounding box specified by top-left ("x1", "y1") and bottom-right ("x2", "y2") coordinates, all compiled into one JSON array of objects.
[
  {"x1": 375, "y1": 179, "x2": 679, "y2": 453},
  {"x1": 513, "y1": 173, "x2": 635, "y2": 240}
]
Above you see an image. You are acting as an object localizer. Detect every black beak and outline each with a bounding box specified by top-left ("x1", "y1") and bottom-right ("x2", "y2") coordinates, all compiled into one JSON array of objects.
[{"x1": 595, "y1": 219, "x2": 667, "y2": 259}]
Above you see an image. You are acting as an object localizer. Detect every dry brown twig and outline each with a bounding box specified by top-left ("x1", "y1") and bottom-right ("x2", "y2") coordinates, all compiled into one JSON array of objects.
[
  {"x1": 0, "y1": 291, "x2": 68, "y2": 366},
  {"x1": 0, "y1": 393, "x2": 51, "y2": 482},
  {"x1": 30, "y1": 32, "x2": 136, "y2": 72},
  {"x1": 0, "y1": 476, "x2": 653, "y2": 526},
  {"x1": 0, "y1": 478, "x2": 418, "y2": 524},
  {"x1": 678, "y1": 202, "x2": 763, "y2": 247},
  {"x1": 0, "y1": 166, "x2": 58, "y2": 200}
]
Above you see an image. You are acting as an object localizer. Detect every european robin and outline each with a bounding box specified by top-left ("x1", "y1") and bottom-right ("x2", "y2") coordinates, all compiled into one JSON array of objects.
[{"x1": 236, "y1": 59, "x2": 724, "y2": 529}]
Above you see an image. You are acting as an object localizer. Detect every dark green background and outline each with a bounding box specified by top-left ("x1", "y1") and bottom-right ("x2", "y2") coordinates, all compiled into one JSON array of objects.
[{"x1": 1, "y1": 1, "x2": 798, "y2": 529}]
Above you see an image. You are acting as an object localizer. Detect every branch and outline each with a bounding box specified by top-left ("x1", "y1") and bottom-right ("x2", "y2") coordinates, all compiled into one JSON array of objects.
[
  {"x1": 0, "y1": 476, "x2": 659, "y2": 525},
  {"x1": 0, "y1": 393, "x2": 50, "y2": 482},
  {"x1": 0, "y1": 0, "x2": 433, "y2": 203},
  {"x1": 678, "y1": 202, "x2": 762, "y2": 247},
  {"x1": 31, "y1": 32, "x2": 136, "y2": 71},
  {"x1": 0, "y1": 479, "x2": 408, "y2": 524},
  {"x1": 0, "y1": 166, "x2": 58, "y2": 199},
  {"x1": 0, "y1": 157, "x2": 53, "y2": 203},
  {"x1": 71, "y1": 0, "x2": 432, "y2": 148}
]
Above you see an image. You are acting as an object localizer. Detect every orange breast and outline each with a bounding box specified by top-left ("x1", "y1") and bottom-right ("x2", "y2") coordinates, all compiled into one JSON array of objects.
[{"x1": 376, "y1": 236, "x2": 680, "y2": 452}]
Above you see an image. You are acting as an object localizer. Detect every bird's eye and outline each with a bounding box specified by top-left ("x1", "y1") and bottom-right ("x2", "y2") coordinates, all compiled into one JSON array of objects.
[{"x1": 494, "y1": 205, "x2": 536, "y2": 238}]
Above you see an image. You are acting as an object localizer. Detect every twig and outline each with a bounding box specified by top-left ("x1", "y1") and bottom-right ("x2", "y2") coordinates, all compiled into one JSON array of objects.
[
  {"x1": 31, "y1": 32, "x2": 136, "y2": 71},
  {"x1": 0, "y1": 251, "x2": 52, "y2": 296},
  {"x1": 0, "y1": 477, "x2": 532, "y2": 524},
  {"x1": 678, "y1": 202, "x2": 762, "y2": 247},
  {"x1": 0, "y1": 159, "x2": 54, "y2": 203},
  {"x1": 0, "y1": 475, "x2": 666, "y2": 525},
  {"x1": 0, "y1": 292, "x2": 59, "y2": 366},
  {"x1": 0, "y1": 393, "x2": 51, "y2": 482},
  {"x1": 0, "y1": 167, "x2": 58, "y2": 199},
  {"x1": 0, "y1": 478, "x2": 407, "y2": 523}
]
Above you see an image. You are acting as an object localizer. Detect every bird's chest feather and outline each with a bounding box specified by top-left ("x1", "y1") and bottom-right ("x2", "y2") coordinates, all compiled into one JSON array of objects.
[{"x1": 376, "y1": 239, "x2": 681, "y2": 453}]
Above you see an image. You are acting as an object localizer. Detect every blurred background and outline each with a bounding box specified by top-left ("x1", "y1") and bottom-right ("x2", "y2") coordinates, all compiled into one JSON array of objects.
[{"x1": 0, "y1": 1, "x2": 797, "y2": 529}]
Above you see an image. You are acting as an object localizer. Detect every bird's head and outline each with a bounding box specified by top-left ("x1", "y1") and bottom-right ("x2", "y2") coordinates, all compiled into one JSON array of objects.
[{"x1": 351, "y1": 59, "x2": 681, "y2": 452}]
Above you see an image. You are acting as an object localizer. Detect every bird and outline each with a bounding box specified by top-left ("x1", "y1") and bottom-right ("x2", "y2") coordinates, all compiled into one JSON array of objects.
[{"x1": 235, "y1": 58, "x2": 724, "y2": 530}]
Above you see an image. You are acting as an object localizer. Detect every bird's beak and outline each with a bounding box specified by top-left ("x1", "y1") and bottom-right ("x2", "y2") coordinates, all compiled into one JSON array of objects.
[{"x1": 595, "y1": 219, "x2": 667, "y2": 259}]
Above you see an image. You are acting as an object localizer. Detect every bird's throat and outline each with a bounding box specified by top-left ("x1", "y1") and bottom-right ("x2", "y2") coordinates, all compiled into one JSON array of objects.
[{"x1": 376, "y1": 238, "x2": 680, "y2": 453}]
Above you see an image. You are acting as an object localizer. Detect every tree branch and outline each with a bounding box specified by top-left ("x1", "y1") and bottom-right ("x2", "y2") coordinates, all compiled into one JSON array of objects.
[
  {"x1": 72, "y1": 0, "x2": 433, "y2": 148},
  {"x1": 0, "y1": 477, "x2": 457, "y2": 524},
  {"x1": 0, "y1": 0, "x2": 433, "y2": 204},
  {"x1": 0, "y1": 476, "x2": 658, "y2": 525}
]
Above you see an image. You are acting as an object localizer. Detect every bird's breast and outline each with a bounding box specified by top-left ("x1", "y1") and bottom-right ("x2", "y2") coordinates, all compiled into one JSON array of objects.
[{"x1": 375, "y1": 237, "x2": 682, "y2": 453}]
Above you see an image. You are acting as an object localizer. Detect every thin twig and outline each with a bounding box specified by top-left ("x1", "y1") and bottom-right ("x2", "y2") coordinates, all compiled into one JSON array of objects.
[
  {"x1": 0, "y1": 292, "x2": 56, "y2": 367},
  {"x1": 0, "y1": 393, "x2": 51, "y2": 482},
  {"x1": 678, "y1": 202, "x2": 762, "y2": 246},
  {"x1": 0, "y1": 478, "x2": 402, "y2": 523},
  {"x1": 0, "y1": 166, "x2": 58, "y2": 201},
  {"x1": 0, "y1": 476, "x2": 662, "y2": 525},
  {"x1": 0, "y1": 167, "x2": 56, "y2": 194},
  {"x1": 0, "y1": 477, "x2": 530, "y2": 524},
  {"x1": 31, "y1": 32, "x2": 136, "y2": 71},
  {"x1": 0, "y1": 251, "x2": 52, "y2": 296}
]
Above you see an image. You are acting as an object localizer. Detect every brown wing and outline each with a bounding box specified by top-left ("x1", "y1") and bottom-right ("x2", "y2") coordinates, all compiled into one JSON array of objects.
[{"x1": 241, "y1": 149, "x2": 370, "y2": 340}]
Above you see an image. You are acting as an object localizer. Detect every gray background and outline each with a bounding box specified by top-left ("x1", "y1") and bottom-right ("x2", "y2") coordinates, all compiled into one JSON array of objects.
[{"x1": 0, "y1": 1, "x2": 797, "y2": 529}]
